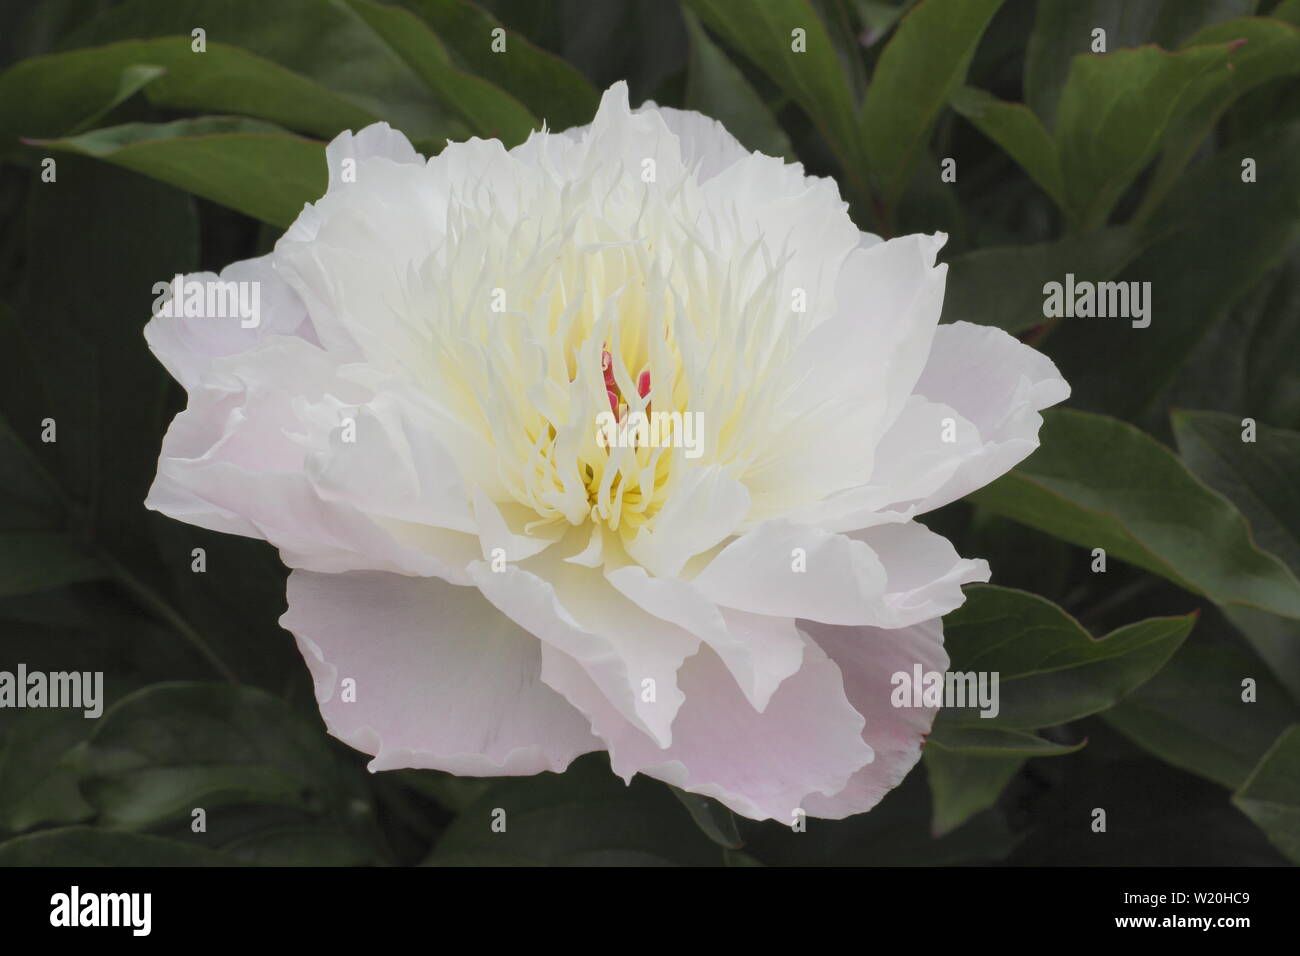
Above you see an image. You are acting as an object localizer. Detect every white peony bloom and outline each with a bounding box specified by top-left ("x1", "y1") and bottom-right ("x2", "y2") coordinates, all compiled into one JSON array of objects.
[{"x1": 145, "y1": 82, "x2": 1069, "y2": 821}]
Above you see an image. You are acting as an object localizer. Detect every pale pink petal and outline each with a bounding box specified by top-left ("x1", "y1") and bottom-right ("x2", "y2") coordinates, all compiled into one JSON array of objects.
[
  {"x1": 543, "y1": 637, "x2": 873, "y2": 821},
  {"x1": 800, "y1": 618, "x2": 949, "y2": 818},
  {"x1": 282, "y1": 570, "x2": 599, "y2": 774},
  {"x1": 903, "y1": 320, "x2": 1070, "y2": 511},
  {"x1": 144, "y1": 254, "x2": 315, "y2": 392}
]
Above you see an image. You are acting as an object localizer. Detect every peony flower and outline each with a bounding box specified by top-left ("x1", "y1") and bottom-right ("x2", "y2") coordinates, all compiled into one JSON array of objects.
[{"x1": 145, "y1": 82, "x2": 1069, "y2": 821}]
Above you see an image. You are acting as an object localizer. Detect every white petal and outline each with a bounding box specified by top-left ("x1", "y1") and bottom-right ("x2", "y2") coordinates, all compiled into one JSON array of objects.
[
  {"x1": 847, "y1": 521, "x2": 990, "y2": 626},
  {"x1": 305, "y1": 390, "x2": 475, "y2": 534},
  {"x1": 605, "y1": 564, "x2": 804, "y2": 711},
  {"x1": 144, "y1": 255, "x2": 315, "y2": 392},
  {"x1": 469, "y1": 553, "x2": 700, "y2": 747},
  {"x1": 750, "y1": 233, "x2": 948, "y2": 519},
  {"x1": 146, "y1": 337, "x2": 479, "y2": 581},
  {"x1": 282, "y1": 570, "x2": 599, "y2": 774},
  {"x1": 901, "y1": 320, "x2": 1070, "y2": 511},
  {"x1": 690, "y1": 519, "x2": 888, "y2": 625},
  {"x1": 646, "y1": 104, "x2": 750, "y2": 180},
  {"x1": 623, "y1": 465, "x2": 750, "y2": 578},
  {"x1": 325, "y1": 122, "x2": 423, "y2": 192},
  {"x1": 690, "y1": 518, "x2": 987, "y2": 627}
]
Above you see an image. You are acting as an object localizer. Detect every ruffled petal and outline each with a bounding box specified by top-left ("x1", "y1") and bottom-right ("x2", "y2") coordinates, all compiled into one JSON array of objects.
[
  {"x1": 144, "y1": 254, "x2": 315, "y2": 392},
  {"x1": 799, "y1": 618, "x2": 949, "y2": 818},
  {"x1": 689, "y1": 518, "x2": 986, "y2": 626},
  {"x1": 543, "y1": 636, "x2": 873, "y2": 821},
  {"x1": 469, "y1": 552, "x2": 700, "y2": 747},
  {"x1": 146, "y1": 337, "x2": 480, "y2": 581}
]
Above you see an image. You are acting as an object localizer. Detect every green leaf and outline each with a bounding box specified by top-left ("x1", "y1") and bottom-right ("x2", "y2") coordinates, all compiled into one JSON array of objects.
[
  {"x1": 18, "y1": 156, "x2": 197, "y2": 549},
  {"x1": 10, "y1": 154, "x2": 242, "y2": 684},
  {"x1": 78, "y1": 682, "x2": 378, "y2": 853},
  {"x1": 0, "y1": 826, "x2": 240, "y2": 866},
  {"x1": 0, "y1": 38, "x2": 381, "y2": 147},
  {"x1": 391, "y1": 768, "x2": 492, "y2": 813},
  {"x1": 1171, "y1": 411, "x2": 1300, "y2": 701},
  {"x1": 1276, "y1": 0, "x2": 1300, "y2": 25},
  {"x1": 1024, "y1": 0, "x2": 1258, "y2": 130},
  {"x1": 220, "y1": 825, "x2": 379, "y2": 866},
  {"x1": 923, "y1": 722, "x2": 1082, "y2": 834},
  {"x1": 64, "y1": 0, "x2": 469, "y2": 147},
  {"x1": 1172, "y1": 411, "x2": 1300, "y2": 576},
  {"x1": 0, "y1": 582, "x2": 220, "y2": 837},
  {"x1": 36, "y1": 117, "x2": 326, "y2": 228},
  {"x1": 345, "y1": 0, "x2": 537, "y2": 146},
  {"x1": 1046, "y1": 121, "x2": 1300, "y2": 418},
  {"x1": 681, "y1": 8, "x2": 794, "y2": 160},
  {"x1": 425, "y1": 754, "x2": 722, "y2": 866},
  {"x1": 682, "y1": 0, "x2": 864, "y2": 196},
  {"x1": 923, "y1": 748, "x2": 1024, "y2": 837},
  {"x1": 67, "y1": 64, "x2": 167, "y2": 136},
  {"x1": 1232, "y1": 724, "x2": 1300, "y2": 863},
  {"x1": 853, "y1": 0, "x2": 909, "y2": 45},
  {"x1": 927, "y1": 724, "x2": 1084, "y2": 756},
  {"x1": 0, "y1": 416, "x2": 65, "y2": 531},
  {"x1": 1224, "y1": 606, "x2": 1300, "y2": 703},
  {"x1": 1056, "y1": 43, "x2": 1233, "y2": 228},
  {"x1": 970, "y1": 409, "x2": 1300, "y2": 619},
  {"x1": 1105, "y1": 626, "x2": 1300, "y2": 788},
  {"x1": 1138, "y1": 17, "x2": 1300, "y2": 217},
  {"x1": 950, "y1": 85, "x2": 1066, "y2": 209},
  {"x1": 396, "y1": 0, "x2": 599, "y2": 130},
  {"x1": 860, "y1": 0, "x2": 1005, "y2": 208},
  {"x1": 942, "y1": 226, "x2": 1141, "y2": 333},
  {"x1": 670, "y1": 787, "x2": 745, "y2": 849},
  {"x1": 741, "y1": 766, "x2": 1017, "y2": 865},
  {"x1": 0, "y1": 709, "x2": 96, "y2": 835},
  {"x1": 1158, "y1": 247, "x2": 1300, "y2": 433},
  {"x1": 941, "y1": 584, "x2": 1194, "y2": 729},
  {"x1": 0, "y1": 532, "x2": 106, "y2": 598}
]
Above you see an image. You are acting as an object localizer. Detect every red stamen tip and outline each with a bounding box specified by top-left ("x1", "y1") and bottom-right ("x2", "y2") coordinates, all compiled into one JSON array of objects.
[{"x1": 636, "y1": 369, "x2": 651, "y2": 399}]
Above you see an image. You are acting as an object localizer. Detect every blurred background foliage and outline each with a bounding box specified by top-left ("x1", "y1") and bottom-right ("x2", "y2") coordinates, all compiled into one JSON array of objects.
[{"x1": 0, "y1": 0, "x2": 1298, "y2": 866}]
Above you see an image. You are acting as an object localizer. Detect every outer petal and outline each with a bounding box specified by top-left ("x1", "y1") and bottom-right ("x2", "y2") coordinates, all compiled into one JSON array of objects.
[
  {"x1": 282, "y1": 570, "x2": 599, "y2": 774},
  {"x1": 689, "y1": 518, "x2": 987, "y2": 627},
  {"x1": 542, "y1": 638, "x2": 874, "y2": 821},
  {"x1": 646, "y1": 104, "x2": 749, "y2": 180},
  {"x1": 325, "y1": 121, "x2": 423, "y2": 191},
  {"x1": 785, "y1": 319, "x2": 1069, "y2": 532},
  {"x1": 144, "y1": 254, "x2": 315, "y2": 392},
  {"x1": 799, "y1": 618, "x2": 949, "y2": 818},
  {"x1": 283, "y1": 121, "x2": 425, "y2": 245},
  {"x1": 903, "y1": 320, "x2": 1070, "y2": 511},
  {"x1": 846, "y1": 522, "x2": 990, "y2": 626},
  {"x1": 146, "y1": 337, "x2": 480, "y2": 581}
]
